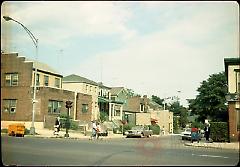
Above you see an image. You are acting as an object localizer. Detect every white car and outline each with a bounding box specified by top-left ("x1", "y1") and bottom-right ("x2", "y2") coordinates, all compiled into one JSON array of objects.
[{"x1": 181, "y1": 128, "x2": 191, "y2": 140}]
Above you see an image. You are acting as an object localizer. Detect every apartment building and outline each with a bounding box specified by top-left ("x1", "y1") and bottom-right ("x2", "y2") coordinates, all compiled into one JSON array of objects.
[{"x1": 1, "y1": 53, "x2": 75, "y2": 130}]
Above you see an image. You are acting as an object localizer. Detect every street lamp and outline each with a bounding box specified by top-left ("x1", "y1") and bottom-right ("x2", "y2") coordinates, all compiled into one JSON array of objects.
[{"x1": 3, "y1": 16, "x2": 38, "y2": 135}]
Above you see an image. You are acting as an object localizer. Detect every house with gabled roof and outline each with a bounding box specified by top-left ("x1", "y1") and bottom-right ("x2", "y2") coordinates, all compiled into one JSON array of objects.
[{"x1": 62, "y1": 74, "x2": 99, "y2": 122}]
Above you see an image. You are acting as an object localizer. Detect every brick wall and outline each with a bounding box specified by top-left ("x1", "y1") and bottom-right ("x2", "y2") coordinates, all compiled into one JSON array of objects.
[
  {"x1": 37, "y1": 87, "x2": 75, "y2": 122},
  {"x1": 76, "y1": 93, "x2": 92, "y2": 122},
  {"x1": 1, "y1": 53, "x2": 34, "y2": 121},
  {"x1": 228, "y1": 102, "x2": 239, "y2": 141}
]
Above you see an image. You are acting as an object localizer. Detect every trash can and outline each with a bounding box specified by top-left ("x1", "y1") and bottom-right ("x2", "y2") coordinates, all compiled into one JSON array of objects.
[{"x1": 191, "y1": 127, "x2": 200, "y2": 143}]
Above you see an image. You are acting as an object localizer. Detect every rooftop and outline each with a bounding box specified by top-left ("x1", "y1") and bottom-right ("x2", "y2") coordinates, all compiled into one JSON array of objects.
[{"x1": 62, "y1": 74, "x2": 99, "y2": 86}]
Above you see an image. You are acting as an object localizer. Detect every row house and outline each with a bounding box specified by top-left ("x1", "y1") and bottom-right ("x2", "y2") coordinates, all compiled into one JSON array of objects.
[
  {"x1": 1, "y1": 52, "x2": 173, "y2": 133},
  {"x1": 98, "y1": 84, "x2": 124, "y2": 122},
  {"x1": 224, "y1": 58, "x2": 240, "y2": 142},
  {"x1": 62, "y1": 74, "x2": 99, "y2": 122},
  {"x1": 1, "y1": 53, "x2": 77, "y2": 130}
]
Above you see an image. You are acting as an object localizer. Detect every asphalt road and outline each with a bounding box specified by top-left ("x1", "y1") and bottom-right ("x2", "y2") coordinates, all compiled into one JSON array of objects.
[{"x1": 1, "y1": 135, "x2": 239, "y2": 166}]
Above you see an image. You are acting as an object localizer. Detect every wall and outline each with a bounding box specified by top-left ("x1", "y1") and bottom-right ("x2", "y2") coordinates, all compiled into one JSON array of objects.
[
  {"x1": 228, "y1": 65, "x2": 240, "y2": 93},
  {"x1": 136, "y1": 113, "x2": 151, "y2": 125},
  {"x1": 1, "y1": 53, "x2": 34, "y2": 121},
  {"x1": 76, "y1": 93, "x2": 92, "y2": 122},
  {"x1": 150, "y1": 110, "x2": 173, "y2": 134}
]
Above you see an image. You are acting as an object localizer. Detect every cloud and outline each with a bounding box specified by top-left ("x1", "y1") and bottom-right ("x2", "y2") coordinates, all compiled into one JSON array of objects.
[
  {"x1": 1, "y1": 1, "x2": 136, "y2": 48},
  {"x1": 71, "y1": 2, "x2": 238, "y2": 106},
  {"x1": 1, "y1": 1, "x2": 238, "y2": 106}
]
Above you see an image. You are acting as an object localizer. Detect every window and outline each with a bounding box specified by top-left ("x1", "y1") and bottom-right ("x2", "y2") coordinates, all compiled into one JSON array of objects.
[
  {"x1": 36, "y1": 74, "x2": 40, "y2": 86},
  {"x1": 44, "y1": 75, "x2": 49, "y2": 86},
  {"x1": 115, "y1": 110, "x2": 120, "y2": 116},
  {"x1": 90, "y1": 86, "x2": 92, "y2": 92},
  {"x1": 55, "y1": 78, "x2": 60, "y2": 88},
  {"x1": 5, "y1": 73, "x2": 18, "y2": 86},
  {"x1": 86, "y1": 85, "x2": 88, "y2": 92},
  {"x1": 2, "y1": 99, "x2": 17, "y2": 114},
  {"x1": 140, "y1": 104, "x2": 144, "y2": 112},
  {"x1": 82, "y1": 104, "x2": 88, "y2": 113},
  {"x1": 48, "y1": 100, "x2": 62, "y2": 114}
]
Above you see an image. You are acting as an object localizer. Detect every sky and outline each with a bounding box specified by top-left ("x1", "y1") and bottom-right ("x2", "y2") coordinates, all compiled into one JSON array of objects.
[{"x1": 1, "y1": 1, "x2": 239, "y2": 107}]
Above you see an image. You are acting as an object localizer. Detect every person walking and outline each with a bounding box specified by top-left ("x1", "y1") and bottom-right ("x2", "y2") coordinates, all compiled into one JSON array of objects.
[
  {"x1": 204, "y1": 123, "x2": 211, "y2": 142},
  {"x1": 90, "y1": 120, "x2": 97, "y2": 140},
  {"x1": 96, "y1": 122, "x2": 101, "y2": 139},
  {"x1": 54, "y1": 116, "x2": 61, "y2": 135}
]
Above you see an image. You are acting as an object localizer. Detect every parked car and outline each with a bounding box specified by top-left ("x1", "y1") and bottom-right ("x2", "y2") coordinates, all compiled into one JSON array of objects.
[
  {"x1": 181, "y1": 128, "x2": 191, "y2": 140},
  {"x1": 125, "y1": 126, "x2": 153, "y2": 138}
]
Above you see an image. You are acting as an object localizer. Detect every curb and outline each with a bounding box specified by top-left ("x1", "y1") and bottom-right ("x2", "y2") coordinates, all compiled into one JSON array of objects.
[{"x1": 184, "y1": 142, "x2": 239, "y2": 150}]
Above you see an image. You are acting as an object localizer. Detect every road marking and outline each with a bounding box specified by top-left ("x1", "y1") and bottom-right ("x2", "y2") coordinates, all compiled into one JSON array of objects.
[{"x1": 192, "y1": 153, "x2": 229, "y2": 159}]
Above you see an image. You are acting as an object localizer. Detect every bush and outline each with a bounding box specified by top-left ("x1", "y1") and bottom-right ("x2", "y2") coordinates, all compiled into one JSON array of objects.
[
  {"x1": 119, "y1": 123, "x2": 135, "y2": 134},
  {"x1": 210, "y1": 122, "x2": 229, "y2": 142},
  {"x1": 25, "y1": 128, "x2": 30, "y2": 135},
  {"x1": 70, "y1": 121, "x2": 79, "y2": 130},
  {"x1": 149, "y1": 124, "x2": 160, "y2": 135},
  {"x1": 100, "y1": 112, "x2": 109, "y2": 122},
  {"x1": 59, "y1": 114, "x2": 79, "y2": 130},
  {"x1": 191, "y1": 121, "x2": 204, "y2": 129},
  {"x1": 1, "y1": 129, "x2": 8, "y2": 133}
]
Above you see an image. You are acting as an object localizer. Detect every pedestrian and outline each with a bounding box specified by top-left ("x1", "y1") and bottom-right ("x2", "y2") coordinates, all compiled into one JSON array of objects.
[
  {"x1": 96, "y1": 122, "x2": 101, "y2": 139},
  {"x1": 90, "y1": 120, "x2": 97, "y2": 140},
  {"x1": 54, "y1": 116, "x2": 61, "y2": 135},
  {"x1": 204, "y1": 123, "x2": 210, "y2": 142}
]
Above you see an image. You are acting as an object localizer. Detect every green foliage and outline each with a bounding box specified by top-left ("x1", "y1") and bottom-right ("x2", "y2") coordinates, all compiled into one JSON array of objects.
[
  {"x1": 151, "y1": 95, "x2": 164, "y2": 106},
  {"x1": 173, "y1": 116, "x2": 179, "y2": 133},
  {"x1": 169, "y1": 101, "x2": 189, "y2": 128},
  {"x1": 189, "y1": 72, "x2": 228, "y2": 122},
  {"x1": 149, "y1": 124, "x2": 160, "y2": 135},
  {"x1": 210, "y1": 122, "x2": 229, "y2": 142},
  {"x1": 70, "y1": 121, "x2": 79, "y2": 130},
  {"x1": 119, "y1": 123, "x2": 135, "y2": 134},
  {"x1": 191, "y1": 121, "x2": 204, "y2": 129},
  {"x1": 100, "y1": 112, "x2": 109, "y2": 123},
  {"x1": 1, "y1": 129, "x2": 8, "y2": 133},
  {"x1": 59, "y1": 113, "x2": 78, "y2": 130},
  {"x1": 24, "y1": 128, "x2": 30, "y2": 135}
]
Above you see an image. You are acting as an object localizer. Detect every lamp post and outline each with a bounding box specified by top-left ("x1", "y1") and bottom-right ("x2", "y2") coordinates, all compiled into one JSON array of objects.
[{"x1": 3, "y1": 16, "x2": 38, "y2": 135}]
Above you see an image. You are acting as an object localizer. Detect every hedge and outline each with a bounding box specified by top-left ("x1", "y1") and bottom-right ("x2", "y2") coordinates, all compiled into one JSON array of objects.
[
  {"x1": 210, "y1": 122, "x2": 229, "y2": 142},
  {"x1": 148, "y1": 124, "x2": 160, "y2": 135}
]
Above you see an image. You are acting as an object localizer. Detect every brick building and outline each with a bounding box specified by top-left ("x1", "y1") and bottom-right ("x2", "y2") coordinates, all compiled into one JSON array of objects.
[
  {"x1": 1, "y1": 53, "x2": 79, "y2": 130},
  {"x1": 224, "y1": 58, "x2": 240, "y2": 142}
]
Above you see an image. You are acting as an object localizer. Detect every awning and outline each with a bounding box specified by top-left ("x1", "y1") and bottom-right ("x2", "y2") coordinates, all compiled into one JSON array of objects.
[
  {"x1": 98, "y1": 97, "x2": 111, "y2": 103},
  {"x1": 151, "y1": 118, "x2": 158, "y2": 123}
]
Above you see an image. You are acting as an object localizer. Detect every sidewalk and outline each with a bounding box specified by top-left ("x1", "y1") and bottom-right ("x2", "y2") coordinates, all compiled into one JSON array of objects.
[
  {"x1": 184, "y1": 139, "x2": 239, "y2": 150},
  {"x1": 29, "y1": 128, "x2": 125, "y2": 140}
]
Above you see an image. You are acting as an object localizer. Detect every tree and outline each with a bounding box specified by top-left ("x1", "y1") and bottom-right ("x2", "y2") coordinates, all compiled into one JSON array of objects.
[
  {"x1": 168, "y1": 101, "x2": 189, "y2": 128},
  {"x1": 188, "y1": 72, "x2": 228, "y2": 122},
  {"x1": 151, "y1": 95, "x2": 164, "y2": 106}
]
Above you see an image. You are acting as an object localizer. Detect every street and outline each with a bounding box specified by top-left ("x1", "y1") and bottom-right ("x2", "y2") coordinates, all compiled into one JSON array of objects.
[{"x1": 1, "y1": 135, "x2": 239, "y2": 166}]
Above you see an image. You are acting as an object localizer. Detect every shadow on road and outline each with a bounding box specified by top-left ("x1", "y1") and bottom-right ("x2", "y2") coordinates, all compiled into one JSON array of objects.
[{"x1": 91, "y1": 150, "x2": 134, "y2": 166}]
